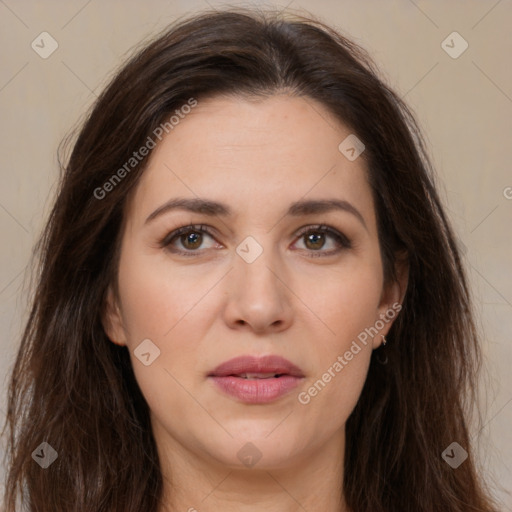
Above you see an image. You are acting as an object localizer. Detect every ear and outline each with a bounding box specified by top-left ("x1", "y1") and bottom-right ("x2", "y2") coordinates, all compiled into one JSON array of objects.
[
  {"x1": 373, "y1": 252, "x2": 409, "y2": 349},
  {"x1": 101, "y1": 285, "x2": 128, "y2": 346}
]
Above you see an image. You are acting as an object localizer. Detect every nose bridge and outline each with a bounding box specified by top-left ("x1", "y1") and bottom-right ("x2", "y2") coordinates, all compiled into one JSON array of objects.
[
  {"x1": 234, "y1": 233, "x2": 283, "y2": 296},
  {"x1": 223, "y1": 233, "x2": 292, "y2": 332}
]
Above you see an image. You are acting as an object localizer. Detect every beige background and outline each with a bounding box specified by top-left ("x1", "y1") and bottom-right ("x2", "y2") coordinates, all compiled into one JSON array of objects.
[{"x1": 0, "y1": 0, "x2": 511, "y2": 507}]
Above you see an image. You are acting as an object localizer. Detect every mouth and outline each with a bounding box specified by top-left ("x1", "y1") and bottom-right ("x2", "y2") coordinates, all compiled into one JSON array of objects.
[
  {"x1": 208, "y1": 354, "x2": 305, "y2": 378},
  {"x1": 208, "y1": 355, "x2": 305, "y2": 404}
]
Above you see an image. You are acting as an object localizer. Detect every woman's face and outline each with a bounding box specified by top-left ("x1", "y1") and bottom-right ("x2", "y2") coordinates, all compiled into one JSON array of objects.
[{"x1": 104, "y1": 94, "x2": 403, "y2": 473}]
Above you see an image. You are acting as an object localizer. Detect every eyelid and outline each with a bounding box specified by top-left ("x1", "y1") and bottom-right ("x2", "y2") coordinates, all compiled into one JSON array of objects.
[
  {"x1": 294, "y1": 224, "x2": 351, "y2": 247},
  {"x1": 159, "y1": 224, "x2": 220, "y2": 253}
]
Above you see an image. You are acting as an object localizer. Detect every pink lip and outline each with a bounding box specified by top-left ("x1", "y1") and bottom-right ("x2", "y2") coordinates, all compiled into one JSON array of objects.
[{"x1": 208, "y1": 355, "x2": 305, "y2": 404}]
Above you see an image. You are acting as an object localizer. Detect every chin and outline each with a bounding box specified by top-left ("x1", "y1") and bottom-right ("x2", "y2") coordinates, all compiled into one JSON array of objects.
[{"x1": 199, "y1": 429, "x2": 306, "y2": 471}]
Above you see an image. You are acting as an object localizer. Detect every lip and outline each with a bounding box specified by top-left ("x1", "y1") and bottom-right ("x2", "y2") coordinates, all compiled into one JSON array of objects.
[{"x1": 208, "y1": 355, "x2": 305, "y2": 404}]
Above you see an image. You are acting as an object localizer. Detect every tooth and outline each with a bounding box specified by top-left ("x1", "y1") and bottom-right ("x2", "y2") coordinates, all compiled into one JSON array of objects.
[{"x1": 240, "y1": 373, "x2": 278, "y2": 379}]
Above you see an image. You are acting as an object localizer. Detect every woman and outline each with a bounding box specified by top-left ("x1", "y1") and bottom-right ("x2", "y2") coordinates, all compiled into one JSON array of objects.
[{"x1": 1, "y1": 7, "x2": 500, "y2": 511}]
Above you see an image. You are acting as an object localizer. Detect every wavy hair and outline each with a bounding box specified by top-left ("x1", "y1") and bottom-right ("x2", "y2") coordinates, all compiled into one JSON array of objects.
[{"x1": 2, "y1": 7, "x2": 499, "y2": 511}]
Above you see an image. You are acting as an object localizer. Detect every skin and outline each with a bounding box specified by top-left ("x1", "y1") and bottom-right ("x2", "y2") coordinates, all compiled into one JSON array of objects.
[{"x1": 103, "y1": 94, "x2": 407, "y2": 512}]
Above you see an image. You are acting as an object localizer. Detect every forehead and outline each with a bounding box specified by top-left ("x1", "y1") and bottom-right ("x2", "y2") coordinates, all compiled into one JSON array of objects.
[{"x1": 127, "y1": 94, "x2": 375, "y2": 228}]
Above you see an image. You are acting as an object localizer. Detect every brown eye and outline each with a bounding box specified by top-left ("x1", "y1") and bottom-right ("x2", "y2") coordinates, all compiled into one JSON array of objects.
[
  {"x1": 293, "y1": 225, "x2": 351, "y2": 257},
  {"x1": 304, "y1": 232, "x2": 326, "y2": 250},
  {"x1": 160, "y1": 224, "x2": 219, "y2": 255},
  {"x1": 180, "y1": 231, "x2": 203, "y2": 250}
]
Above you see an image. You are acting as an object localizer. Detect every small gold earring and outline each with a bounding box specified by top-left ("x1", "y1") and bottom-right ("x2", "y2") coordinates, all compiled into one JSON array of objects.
[{"x1": 381, "y1": 335, "x2": 387, "y2": 346}]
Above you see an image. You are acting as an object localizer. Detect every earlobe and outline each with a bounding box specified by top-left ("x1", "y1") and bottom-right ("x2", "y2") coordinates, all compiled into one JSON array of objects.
[
  {"x1": 375, "y1": 253, "x2": 409, "y2": 348},
  {"x1": 394, "y1": 251, "x2": 409, "y2": 306},
  {"x1": 101, "y1": 286, "x2": 127, "y2": 346}
]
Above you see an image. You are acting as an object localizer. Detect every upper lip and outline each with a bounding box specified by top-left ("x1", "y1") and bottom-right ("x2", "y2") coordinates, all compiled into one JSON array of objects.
[{"x1": 208, "y1": 355, "x2": 305, "y2": 378}]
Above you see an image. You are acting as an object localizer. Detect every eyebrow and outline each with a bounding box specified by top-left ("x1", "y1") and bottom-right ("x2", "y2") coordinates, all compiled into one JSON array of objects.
[{"x1": 145, "y1": 197, "x2": 367, "y2": 230}]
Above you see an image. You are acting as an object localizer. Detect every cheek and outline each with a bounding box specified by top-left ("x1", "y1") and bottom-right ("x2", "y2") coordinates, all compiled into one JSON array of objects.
[
  {"x1": 295, "y1": 261, "x2": 382, "y2": 424},
  {"x1": 115, "y1": 247, "x2": 217, "y2": 401},
  {"x1": 116, "y1": 246, "x2": 215, "y2": 344},
  {"x1": 116, "y1": 267, "x2": 203, "y2": 426},
  {"x1": 298, "y1": 346, "x2": 372, "y2": 445},
  {"x1": 297, "y1": 290, "x2": 376, "y2": 439},
  {"x1": 313, "y1": 256, "x2": 384, "y2": 344}
]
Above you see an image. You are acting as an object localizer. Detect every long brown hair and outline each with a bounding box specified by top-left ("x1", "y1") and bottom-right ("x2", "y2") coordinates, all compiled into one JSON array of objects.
[{"x1": 2, "y1": 7, "x2": 500, "y2": 511}]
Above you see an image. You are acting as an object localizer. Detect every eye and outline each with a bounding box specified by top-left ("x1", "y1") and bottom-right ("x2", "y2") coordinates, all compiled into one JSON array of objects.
[
  {"x1": 159, "y1": 224, "x2": 220, "y2": 255},
  {"x1": 292, "y1": 224, "x2": 351, "y2": 257}
]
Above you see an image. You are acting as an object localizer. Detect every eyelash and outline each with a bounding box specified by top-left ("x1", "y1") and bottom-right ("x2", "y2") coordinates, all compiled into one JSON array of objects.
[{"x1": 159, "y1": 224, "x2": 352, "y2": 258}]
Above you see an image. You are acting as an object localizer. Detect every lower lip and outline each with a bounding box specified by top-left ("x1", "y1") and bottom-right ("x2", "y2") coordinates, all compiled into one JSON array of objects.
[{"x1": 209, "y1": 375, "x2": 303, "y2": 404}]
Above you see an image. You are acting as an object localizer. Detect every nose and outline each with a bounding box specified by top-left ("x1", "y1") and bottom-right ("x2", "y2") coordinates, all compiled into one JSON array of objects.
[{"x1": 222, "y1": 244, "x2": 293, "y2": 334}]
